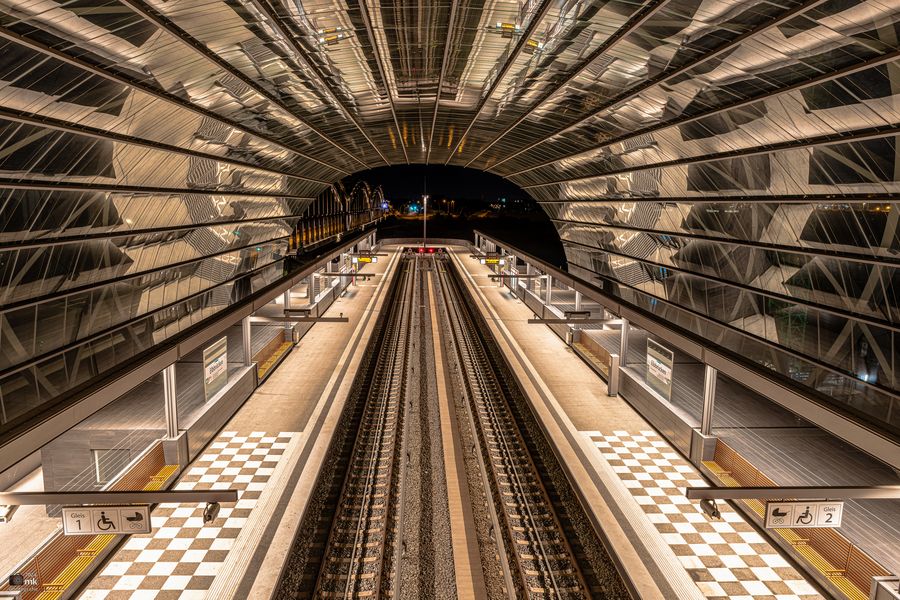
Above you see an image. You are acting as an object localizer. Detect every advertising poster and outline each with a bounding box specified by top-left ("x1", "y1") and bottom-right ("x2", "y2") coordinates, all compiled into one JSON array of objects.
[
  {"x1": 646, "y1": 338, "x2": 674, "y2": 401},
  {"x1": 203, "y1": 336, "x2": 229, "y2": 401}
]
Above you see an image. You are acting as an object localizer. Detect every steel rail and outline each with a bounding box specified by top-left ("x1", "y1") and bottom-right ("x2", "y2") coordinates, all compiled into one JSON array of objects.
[
  {"x1": 312, "y1": 257, "x2": 413, "y2": 598},
  {"x1": 433, "y1": 256, "x2": 519, "y2": 597},
  {"x1": 438, "y1": 257, "x2": 588, "y2": 598}
]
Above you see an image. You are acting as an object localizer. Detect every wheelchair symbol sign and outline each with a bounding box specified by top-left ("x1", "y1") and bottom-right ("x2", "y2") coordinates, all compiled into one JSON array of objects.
[
  {"x1": 92, "y1": 509, "x2": 119, "y2": 532},
  {"x1": 795, "y1": 505, "x2": 814, "y2": 525}
]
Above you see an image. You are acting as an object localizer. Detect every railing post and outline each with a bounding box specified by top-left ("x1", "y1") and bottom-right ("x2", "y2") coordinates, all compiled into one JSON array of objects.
[
  {"x1": 608, "y1": 354, "x2": 620, "y2": 396},
  {"x1": 242, "y1": 316, "x2": 252, "y2": 366},
  {"x1": 619, "y1": 318, "x2": 630, "y2": 365},
  {"x1": 701, "y1": 364, "x2": 718, "y2": 436},
  {"x1": 283, "y1": 290, "x2": 293, "y2": 335},
  {"x1": 163, "y1": 364, "x2": 178, "y2": 439}
]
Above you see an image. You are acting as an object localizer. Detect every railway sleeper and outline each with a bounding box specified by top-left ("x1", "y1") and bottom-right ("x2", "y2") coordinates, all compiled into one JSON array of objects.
[
  {"x1": 332, "y1": 527, "x2": 385, "y2": 535},
  {"x1": 320, "y1": 572, "x2": 378, "y2": 581},
  {"x1": 511, "y1": 525, "x2": 560, "y2": 533},
  {"x1": 527, "y1": 584, "x2": 585, "y2": 595},
  {"x1": 523, "y1": 568, "x2": 578, "y2": 577},
  {"x1": 330, "y1": 541, "x2": 384, "y2": 549},
  {"x1": 339, "y1": 503, "x2": 387, "y2": 511},
  {"x1": 327, "y1": 556, "x2": 381, "y2": 564}
]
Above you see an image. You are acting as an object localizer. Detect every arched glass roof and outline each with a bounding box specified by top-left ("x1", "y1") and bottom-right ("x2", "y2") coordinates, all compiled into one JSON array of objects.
[{"x1": 0, "y1": 0, "x2": 898, "y2": 438}]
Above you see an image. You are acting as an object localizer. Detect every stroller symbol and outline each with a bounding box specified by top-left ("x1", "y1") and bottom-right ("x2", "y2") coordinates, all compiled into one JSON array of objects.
[{"x1": 97, "y1": 511, "x2": 116, "y2": 531}]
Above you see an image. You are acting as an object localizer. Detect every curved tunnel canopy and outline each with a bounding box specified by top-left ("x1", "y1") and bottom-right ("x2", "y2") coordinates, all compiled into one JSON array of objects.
[{"x1": 0, "y1": 0, "x2": 899, "y2": 439}]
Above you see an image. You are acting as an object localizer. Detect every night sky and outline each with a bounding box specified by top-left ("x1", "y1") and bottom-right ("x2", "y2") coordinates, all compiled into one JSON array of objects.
[
  {"x1": 349, "y1": 165, "x2": 566, "y2": 267},
  {"x1": 342, "y1": 165, "x2": 534, "y2": 204}
]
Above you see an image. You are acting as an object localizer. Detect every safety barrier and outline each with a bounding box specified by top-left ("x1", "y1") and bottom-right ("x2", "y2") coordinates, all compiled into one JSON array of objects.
[
  {"x1": 0, "y1": 442, "x2": 177, "y2": 600},
  {"x1": 704, "y1": 440, "x2": 890, "y2": 600}
]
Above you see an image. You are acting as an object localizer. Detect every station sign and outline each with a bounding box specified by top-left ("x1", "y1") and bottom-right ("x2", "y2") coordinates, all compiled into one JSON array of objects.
[
  {"x1": 352, "y1": 255, "x2": 377, "y2": 264},
  {"x1": 646, "y1": 339, "x2": 674, "y2": 401},
  {"x1": 765, "y1": 501, "x2": 843, "y2": 529},
  {"x1": 203, "y1": 336, "x2": 228, "y2": 402},
  {"x1": 62, "y1": 505, "x2": 151, "y2": 535},
  {"x1": 481, "y1": 257, "x2": 505, "y2": 266}
]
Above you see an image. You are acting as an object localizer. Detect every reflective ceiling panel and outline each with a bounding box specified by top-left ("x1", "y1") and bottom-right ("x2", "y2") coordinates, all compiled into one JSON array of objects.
[{"x1": 1, "y1": 0, "x2": 898, "y2": 439}]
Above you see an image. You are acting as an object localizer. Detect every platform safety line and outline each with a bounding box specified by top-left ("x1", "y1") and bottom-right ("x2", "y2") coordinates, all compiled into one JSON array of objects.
[
  {"x1": 426, "y1": 269, "x2": 483, "y2": 600},
  {"x1": 449, "y1": 247, "x2": 697, "y2": 600},
  {"x1": 244, "y1": 247, "x2": 404, "y2": 600}
]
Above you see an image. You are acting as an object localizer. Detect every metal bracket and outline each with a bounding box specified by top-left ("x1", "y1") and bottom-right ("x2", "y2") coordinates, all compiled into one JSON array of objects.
[
  {"x1": 249, "y1": 316, "x2": 349, "y2": 324},
  {"x1": 685, "y1": 485, "x2": 900, "y2": 501},
  {"x1": 0, "y1": 489, "x2": 239, "y2": 506},
  {"x1": 527, "y1": 318, "x2": 614, "y2": 325}
]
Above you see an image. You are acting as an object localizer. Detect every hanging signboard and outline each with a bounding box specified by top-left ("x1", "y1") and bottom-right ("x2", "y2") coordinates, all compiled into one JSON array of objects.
[
  {"x1": 62, "y1": 505, "x2": 151, "y2": 535},
  {"x1": 646, "y1": 338, "x2": 674, "y2": 401},
  {"x1": 765, "y1": 501, "x2": 843, "y2": 529},
  {"x1": 203, "y1": 336, "x2": 228, "y2": 402}
]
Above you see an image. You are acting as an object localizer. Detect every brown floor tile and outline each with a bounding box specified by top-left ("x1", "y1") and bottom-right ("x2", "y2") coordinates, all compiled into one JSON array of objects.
[{"x1": 186, "y1": 575, "x2": 215, "y2": 589}]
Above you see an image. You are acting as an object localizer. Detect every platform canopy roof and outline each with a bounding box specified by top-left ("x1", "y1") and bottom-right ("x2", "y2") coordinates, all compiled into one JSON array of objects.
[{"x1": 0, "y1": 0, "x2": 899, "y2": 441}]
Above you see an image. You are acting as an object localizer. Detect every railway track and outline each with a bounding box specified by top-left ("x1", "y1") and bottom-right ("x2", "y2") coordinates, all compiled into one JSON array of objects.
[
  {"x1": 435, "y1": 255, "x2": 591, "y2": 600},
  {"x1": 311, "y1": 256, "x2": 415, "y2": 599},
  {"x1": 279, "y1": 248, "x2": 626, "y2": 600}
]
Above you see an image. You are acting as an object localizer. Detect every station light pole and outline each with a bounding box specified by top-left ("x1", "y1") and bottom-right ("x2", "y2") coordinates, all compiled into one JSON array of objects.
[{"x1": 422, "y1": 194, "x2": 429, "y2": 249}]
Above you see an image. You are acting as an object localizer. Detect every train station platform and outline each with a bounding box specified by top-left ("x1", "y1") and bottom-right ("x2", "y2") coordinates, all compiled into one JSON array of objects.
[
  {"x1": 578, "y1": 327, "x2": 900, "y2": 579},
  {"x1": 448, "y1": 245, "x2": 825, "y2": 600},
  {"x1": 75, "y1": 247, "x2": 403, "y2": 600}
]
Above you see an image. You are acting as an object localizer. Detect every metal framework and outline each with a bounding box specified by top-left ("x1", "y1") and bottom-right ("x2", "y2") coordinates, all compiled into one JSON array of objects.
[{"x1": 0, "y1": 0, "x2": 898, "y2": 446}]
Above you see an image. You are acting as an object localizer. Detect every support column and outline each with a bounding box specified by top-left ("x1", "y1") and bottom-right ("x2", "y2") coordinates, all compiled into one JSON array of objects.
[
  {"x1": 163, "y1": 364, "x2": 178, "y2": 439},
  {"x1": 619, "y1": 318, "x2": 630, "y2": 365},
  {"x1": 574, "y1": 290, "x2": 582, "y2": 311},
  {"x1": 701, "y1": 364, "x2": 718, "y2": 436},
  {"x1": 242, "y1": 316, "x2": 252, "y2": 366},
  {"x1": 545, "y1": 275, "x2": 553, "y2": 305},
  {"x1": 283, "y1": 290, "x2": 292, "y2": 336},
  {"x1": 525, "y1": 263, "x2": 533, "y2": 291}
]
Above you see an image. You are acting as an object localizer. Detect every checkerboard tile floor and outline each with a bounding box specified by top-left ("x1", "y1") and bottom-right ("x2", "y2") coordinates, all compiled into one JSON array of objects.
[
  {"x1": 79, "y1": 431, "x2": 294, "y2": 600},
  {"x1": 584, "y1": 430, "x2": 823, "y2": 600}
]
